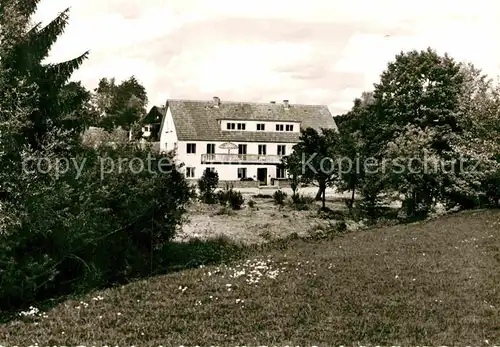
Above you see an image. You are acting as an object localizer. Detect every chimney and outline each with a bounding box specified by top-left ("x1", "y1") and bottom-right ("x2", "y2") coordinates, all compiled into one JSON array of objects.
[
  {"x1": 213, "y1": 96, "x2": 220, "y2": 107},
  {"x1": 283, "y1": 99, "x2": 289, "y2": 109}
]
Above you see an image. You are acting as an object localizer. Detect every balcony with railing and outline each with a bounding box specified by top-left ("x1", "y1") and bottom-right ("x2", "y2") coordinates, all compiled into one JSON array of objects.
[{"x1": 201, "y1": 153, "x2": 283, "y2": 165}]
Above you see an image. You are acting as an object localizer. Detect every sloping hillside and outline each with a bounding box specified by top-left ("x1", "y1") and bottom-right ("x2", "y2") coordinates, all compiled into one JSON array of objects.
[{"x1": 1, "y1": 210, "x2": 499, "y2": 346}]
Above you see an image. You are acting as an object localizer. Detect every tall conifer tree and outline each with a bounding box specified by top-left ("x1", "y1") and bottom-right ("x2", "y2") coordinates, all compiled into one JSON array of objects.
[{"x1": 0, "y1": 0, "x2": 89, "y2": 150}]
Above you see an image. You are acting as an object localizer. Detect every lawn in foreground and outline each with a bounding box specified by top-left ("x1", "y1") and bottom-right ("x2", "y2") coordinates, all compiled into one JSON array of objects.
[{"x1": 1, "y1": 210, "x2": 499, "y2": 346}]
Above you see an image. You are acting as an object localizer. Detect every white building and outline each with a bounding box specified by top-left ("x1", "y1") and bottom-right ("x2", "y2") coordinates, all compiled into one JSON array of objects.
[{"x1": 157, "y1": 97, "x2": 337, "y2": 185}]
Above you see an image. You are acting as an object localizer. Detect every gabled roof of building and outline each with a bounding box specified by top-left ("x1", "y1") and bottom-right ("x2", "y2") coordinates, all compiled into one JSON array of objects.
[
  {"x1": 166, "y1": 98, "x2": 338, "y2": 142},
  {"x1": 143, "y1": 105, "x2": 165, "y2": 124}
]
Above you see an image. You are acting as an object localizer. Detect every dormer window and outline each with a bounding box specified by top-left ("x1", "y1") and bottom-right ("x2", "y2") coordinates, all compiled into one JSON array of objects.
[
  {"x1": 276, "y1": 124, "x2": 284, "y2": 131},
  {"x1": 286, "y1": 124, "x2": 294, "y2": 131},
  {"x1": 226, "y1": 122, "x2": 245, "y2": 130}
]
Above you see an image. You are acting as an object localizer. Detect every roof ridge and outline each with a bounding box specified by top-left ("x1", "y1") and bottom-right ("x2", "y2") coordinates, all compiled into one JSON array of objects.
[{"x1": 166, "y1": 98, "x2": 329, "y2": 107}]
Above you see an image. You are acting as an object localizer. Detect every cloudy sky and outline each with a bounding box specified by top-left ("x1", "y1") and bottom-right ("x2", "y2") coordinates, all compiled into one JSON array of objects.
[{"x1": 34, "y1": 0, "x2": 500, "y2": 115}]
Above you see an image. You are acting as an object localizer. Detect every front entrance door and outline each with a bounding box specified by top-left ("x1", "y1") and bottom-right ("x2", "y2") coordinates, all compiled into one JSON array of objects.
[{"x1": 257, "y1": 168, "x2": 267, "y2": 185}]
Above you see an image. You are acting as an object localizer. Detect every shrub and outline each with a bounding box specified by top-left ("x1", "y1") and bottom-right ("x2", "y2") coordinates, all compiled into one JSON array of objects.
[
  {"x1": 229, "y1": 190, "x2": 244, "y2": 210},
  {"x1": 0, "y1": 144, "x2": 193, "y2": 311},
  {"x1": 290, "y1": 194, "x2": 314, "y2": 210},
  {"x1": 247, "y1": 199, "x2": 256, "y2": 208},
  {"x1": 198, "y1": 169, "x2": 219, "y2": 204},
  {"x1": 217, "y1": 189, "x2": 228, "y2": 205},
  {"x1": 217, "y1": 187, "x2": 244, "y2": 210},
  {"x1": 273, "y1": 190, "x2": 287, "y2": 205}
]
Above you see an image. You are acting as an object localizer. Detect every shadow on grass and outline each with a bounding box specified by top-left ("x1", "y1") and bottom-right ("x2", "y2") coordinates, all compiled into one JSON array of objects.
[
  {"x1": 0, "y1": 231, "x2": 320, "y2": 323},
  {"x1": 0, "y1": 236, "x2": 248, "y2": 324}
]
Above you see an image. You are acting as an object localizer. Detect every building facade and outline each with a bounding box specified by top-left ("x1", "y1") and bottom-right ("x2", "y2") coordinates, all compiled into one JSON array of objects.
[{"x1": 157, "y1": 97, "x2": 337, "y2": 184}]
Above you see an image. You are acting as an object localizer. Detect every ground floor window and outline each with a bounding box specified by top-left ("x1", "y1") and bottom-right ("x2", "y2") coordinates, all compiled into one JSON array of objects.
[
  {"x1": 186, "y1": 167, "x2": 195, "y2": 178},
  {"x1": 237, "y1": 167, "x2": 247, "y2": 179},
  {"x1": 276, "y1": 167, "x2": 285, "y2": 179},
  {"x1": 206, "y1": 167, "x2": 216, "y2": 173}
]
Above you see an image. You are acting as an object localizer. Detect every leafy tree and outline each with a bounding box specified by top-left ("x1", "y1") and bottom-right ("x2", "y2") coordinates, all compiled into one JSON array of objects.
[
  {"x1": 198, "y1": 169, "x2": 219, "y2": 204},
  {"x1": 58, "y1": 81, "x2": 98, "y2": 133},
  {"x1": 93, "y1": 76, "x2": 148, "y2": 131},
  {"x1": 335, "y1": 92, "x2": 376, "y2": 210},
  {"x1": 367, "y1": 48, "x2": 467, "y2": 216},
  {"x1": 284, "y1": 128, "x2": 338, "y2": 210},
  {"x1": 383, "y1": 125, "x2": 445, "y2": 217},
  {"x1": 372, "y1": 48, "x2": 465, "y2": 155},
  {"x1": 447, "y1": 63, "x2": 500, "y2": 208},
  {"x1": 281, "y1": 155, "x2": 301, "y2": 197}
]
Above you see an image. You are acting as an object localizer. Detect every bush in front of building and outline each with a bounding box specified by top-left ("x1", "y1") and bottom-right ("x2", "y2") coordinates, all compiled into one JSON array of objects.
[
  {"x1": 216, "y1": 187, "x2": 245, "y2": 210},
  {"x1": 273, "y1": 190, "x2": 287, "y2": 206},
  {"x1": 198, "y1": 169, "x2": 219, "y2": 204}
]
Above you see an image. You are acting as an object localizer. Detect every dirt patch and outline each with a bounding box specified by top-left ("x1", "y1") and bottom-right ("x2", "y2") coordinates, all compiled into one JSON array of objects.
[{"x1": 176, "y1": 196, "x2": 346, "y2": 244}]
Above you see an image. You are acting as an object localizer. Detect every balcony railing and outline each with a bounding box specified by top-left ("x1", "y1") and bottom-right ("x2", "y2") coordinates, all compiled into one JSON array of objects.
[{"x1": 201, "y1": 153, "x2": 283, "y2": 164}]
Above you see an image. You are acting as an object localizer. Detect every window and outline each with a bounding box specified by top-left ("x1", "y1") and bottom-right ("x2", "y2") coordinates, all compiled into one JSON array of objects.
[
  {"x1": 206, "y1": 167, "x2": 216, "y2": 173},
  {"x1": 276, "y1": 167, "x2": 285, "y2": 179},
  {"x1": 257, "y1": 123, "x2": 265, "y2": 131},
  {"x1": 237, "y1": 167, "x2": 247, "y2": 179},
  {"x1": 238, "y1": 144, "x2": 247, "y2": 154},
  {"x1": 258, "y1": 144, "x2": 267, "y2": 155},
  {"x1": 237, "y1": 123, "x2": 246, "y2": 130},
  {"x1": 276, "y1": 124, "x2": 284, "y2": 131},
  {"x1": 186, "y1": 167, "x2": 195, "y2": 178},
  {"x1": 286, "y1": 124, "x2": 294, "y2": 131},
  {"x1": 226, "y1": 122, "x2": 235, "y2": 130},
  {"x1": 206, "y1": 143, "x2": 215, "y2": 154},
  {"x1": 186, "y1": 143, "x2": 196, "y2": 154},
  {"x1": 277, "y1": 145, "x2": 286, "y2": 155}
]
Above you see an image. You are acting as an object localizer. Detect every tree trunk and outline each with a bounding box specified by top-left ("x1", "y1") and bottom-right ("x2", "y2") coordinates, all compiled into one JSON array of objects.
[
  {"x1": 349, "y1": 187, "x2": 356, "y2": 209},
  {"x1": 290, "y1": 178, "x2": 298, "y2": 197},
  {"x1": 322, "y1": 187, "x2": 326, "y2": 210},
  {"x1": 404, "y1": 191, "x2": 416, "y2": 217},
  {"x1": 315, "y1": 185, "x2": 325, "y2": 201}
]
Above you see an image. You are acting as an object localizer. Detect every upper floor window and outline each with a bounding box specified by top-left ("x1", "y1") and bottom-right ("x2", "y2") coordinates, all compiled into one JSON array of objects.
[
  {"x1": 238, "y1": 144, "x2": 247, "y2": 154},
  {"x1": 206, "y1": 143, "x2": 215, "y2": 154},
  {"x1": 258, "y1": 144, "x2": 267, "y2": 155},
  {"x1": 276, "y1": 124, "x2": 284, "y2": 131},
  {"x1": 186, "y1": 143, "x2": 196, "y2": 154},
  {"x1": 257, "y1": 123, "x2": 265, "y2": 131},
  {"x1": 226, "y1": 122, "x2": 246, "y2": 130}
]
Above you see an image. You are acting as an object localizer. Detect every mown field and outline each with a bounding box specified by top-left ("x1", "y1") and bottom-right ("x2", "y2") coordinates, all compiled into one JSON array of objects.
[{"x1": 1, "y1": 209, "x2": 499, "y2": 346}]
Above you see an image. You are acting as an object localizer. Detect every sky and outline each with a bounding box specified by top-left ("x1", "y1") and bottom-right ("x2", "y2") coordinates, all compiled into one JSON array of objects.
[{"x1": 34, "y1": 0, "x2": 500, "y2": 115}]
